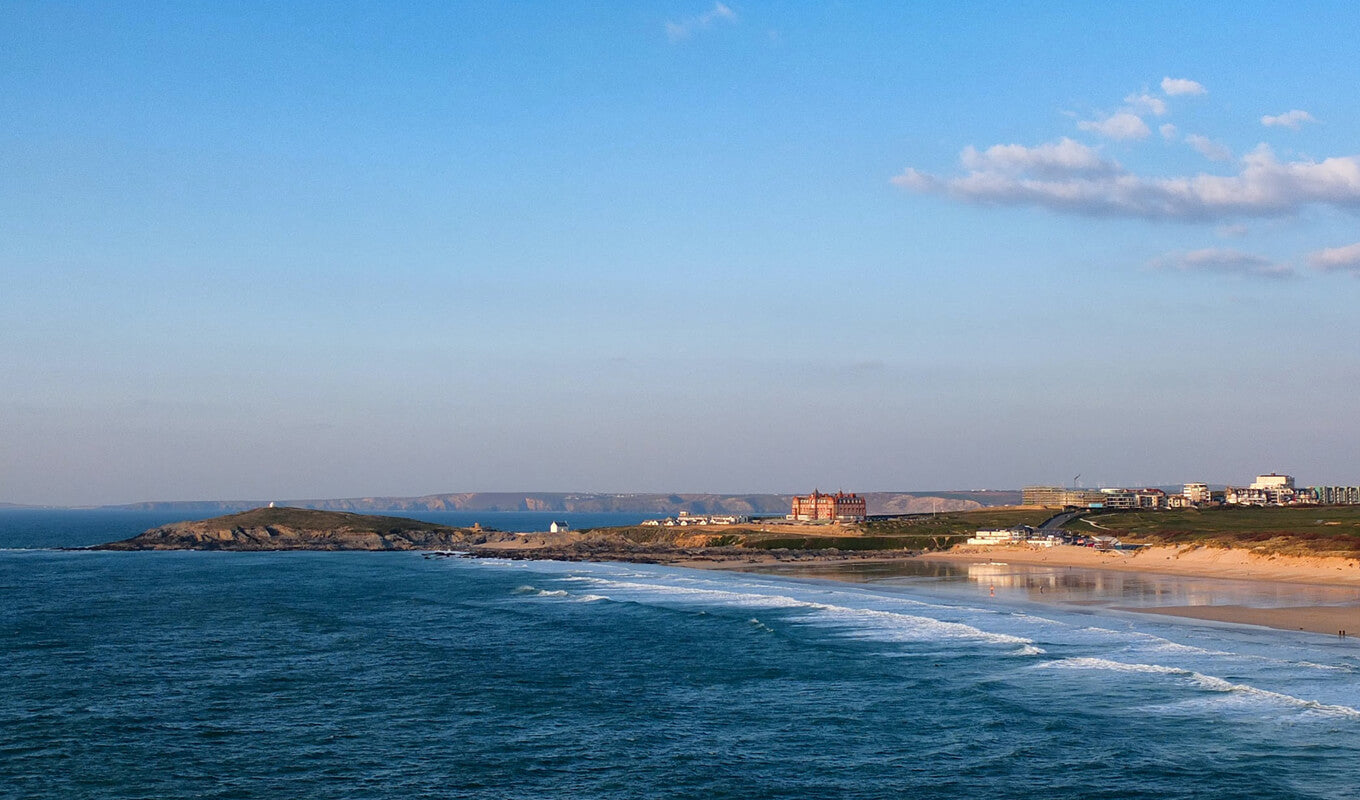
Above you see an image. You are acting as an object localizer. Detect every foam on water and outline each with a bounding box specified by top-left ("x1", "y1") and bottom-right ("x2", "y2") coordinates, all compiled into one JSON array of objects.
[
  {"x1": 1036, "y1": 657, "x2": 1360, "y2": 719},
  {"x1": 572, "y1": 575, "x2": 1040, "y2": 651}
]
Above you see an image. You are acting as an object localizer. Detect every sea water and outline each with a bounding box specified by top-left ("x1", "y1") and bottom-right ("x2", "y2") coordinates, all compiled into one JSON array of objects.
[{"x1": 3, "y1": 513, "x2": 1359, "y2": 799}]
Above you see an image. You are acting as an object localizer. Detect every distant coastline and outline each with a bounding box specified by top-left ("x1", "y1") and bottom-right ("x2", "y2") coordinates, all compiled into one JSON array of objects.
[{"x1": 18, "y1": 489, "x2": 1020, "y2": 515}]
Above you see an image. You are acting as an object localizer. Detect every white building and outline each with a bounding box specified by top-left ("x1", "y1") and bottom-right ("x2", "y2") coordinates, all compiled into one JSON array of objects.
[
  {"x1": 1251, "y1": 473, "x2": 1295, "y2": 491},
  {"x1": 1183, "y1": 483, "x2": 1210, "y2": 504},
  {"x1": 549, "y1": 521, "x2": 570, "y2": 533},
  {"x1": 967, "y1": 529, "x2": 1025, "y2": 545}
]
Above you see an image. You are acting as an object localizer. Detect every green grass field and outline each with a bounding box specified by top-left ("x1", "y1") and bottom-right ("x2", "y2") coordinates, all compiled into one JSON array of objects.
[
  {"x1": 861, "y1": 508, "x2": 1055, "y2": 537},
  {"x1": 204, "y1": 507, "x2": 461, "y2": 533},
  {"x1": 1064, "y1": 506, "x2": 1360, "y2": 555},
  {"x1": 598, "y1": 508, "x2": 1056, "y2": 552}
]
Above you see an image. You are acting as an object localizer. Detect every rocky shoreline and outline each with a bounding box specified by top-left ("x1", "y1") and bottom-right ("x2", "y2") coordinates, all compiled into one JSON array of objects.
[
  {"x1": 445, "y1": 543, "x2": 922, "y2": 565},
  {"x1": 90, "y1": 506, "x2": 927, "y2": 564}
]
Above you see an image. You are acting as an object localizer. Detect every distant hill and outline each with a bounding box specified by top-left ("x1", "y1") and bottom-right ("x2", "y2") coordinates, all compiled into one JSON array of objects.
[{"x1": 103, "y1": 490, "x2": 1021, "y2": 515}]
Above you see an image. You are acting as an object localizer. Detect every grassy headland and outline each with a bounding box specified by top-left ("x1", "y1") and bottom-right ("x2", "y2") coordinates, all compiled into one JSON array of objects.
[
  {"x1": 1064, "y1": 506, "x2": 1360, "y2": 556},
  {"x1": 584, "y1": 508, "x2": 1055, "y2": 553}
]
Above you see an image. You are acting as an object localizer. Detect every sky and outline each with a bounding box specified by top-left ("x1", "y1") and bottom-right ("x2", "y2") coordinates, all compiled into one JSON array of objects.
[{"x1": 4, "y1": 2, "x2": 1360, "y2": 505}]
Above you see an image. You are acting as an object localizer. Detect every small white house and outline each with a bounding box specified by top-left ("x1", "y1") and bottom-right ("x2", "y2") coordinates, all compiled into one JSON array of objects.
[{"x1": 549, "y1": 521, "x2": 570, "y2": 533}]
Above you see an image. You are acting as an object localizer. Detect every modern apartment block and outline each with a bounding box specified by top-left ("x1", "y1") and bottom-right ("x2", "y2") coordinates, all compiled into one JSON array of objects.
[
  {"x1": 1183, "y1": 483, "x2": 1211, "y2": 504},
  {"x1": 1021, "y1": 486, "x2": 1107, "y2": 507},
  {"x1": 1311, "y1": 486, "x2": 1360, "y2": 505},
  {"x1": 1026, "y1": 474, "x2": 1358, "y2": 510}
]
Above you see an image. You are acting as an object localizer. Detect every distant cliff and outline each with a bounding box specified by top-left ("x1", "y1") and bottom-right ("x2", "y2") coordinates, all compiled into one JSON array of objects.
[{"x1": 104, "y1": 490, "x2": 1020, "y2": 515}]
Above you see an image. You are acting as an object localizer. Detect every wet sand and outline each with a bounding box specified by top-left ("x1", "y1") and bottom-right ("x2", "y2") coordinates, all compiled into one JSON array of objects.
[
  {"x1": 716, "y1": 547, "x2": 1360, "y2": 638},
  {"x1": 927, "y1": 544, "x2": 1360, "y2": 586},
  {"x1": 1126, "y1": 604, "x2": 1360, "y2": 636}
]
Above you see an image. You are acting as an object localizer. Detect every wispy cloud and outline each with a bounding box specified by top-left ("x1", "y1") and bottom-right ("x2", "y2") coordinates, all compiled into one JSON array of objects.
[
  {"x1": 1161, "y1": 77, "x2": 1207, "y2": 96},
  {"x1": 959, "y1": 138, "x2": 1118, "y2": 178},
  {"x1": 1308, "y1": 242, "x2": 1360, "y2": 274},
  {"x1": 1261, "y1": 109, "x2": 1317, "y2": 129},
  {"x1": 1124, "y1": 92, "x2": 1167, "y2": 116},
  {"x1": 1185, "y1": 134, "x2": 1232, "y2": 162},
  {"x1": 893, "y1": 143, "x2": 1360, "y2": 221},
  {"x1": 1077, "y1": 112, "x2": 1150, "y2": 141},
  {"x1": 666, "y1": 2, "x2": 737, "y2": 41},
  {"x1": 1152, "y1": 248, "x2": 1294, "y2": 279},
  {"x1": 1159, "y1": 123, "x2": 1178, "y2": 141}
]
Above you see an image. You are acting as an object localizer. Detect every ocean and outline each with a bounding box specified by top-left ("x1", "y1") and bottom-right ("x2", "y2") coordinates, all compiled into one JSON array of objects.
[{"x1": 3, "y1": 511, "x2": 1359, "y2": 799}]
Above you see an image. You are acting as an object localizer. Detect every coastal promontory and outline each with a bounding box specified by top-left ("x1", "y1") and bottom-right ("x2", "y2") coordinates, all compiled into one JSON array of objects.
[{"x1": 93, "y1": 507, "x2": 491, "y2": 551}]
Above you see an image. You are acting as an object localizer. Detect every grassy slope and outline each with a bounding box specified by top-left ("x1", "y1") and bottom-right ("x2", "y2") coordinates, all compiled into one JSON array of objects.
[
  {"x1": 193, "y1": 507, "x2": 461, "y2": 533},
  {"x1": 1063, "y1": 506, "x2": 1360, "y2": 555},
  {"x1": 593, "y1": 508, "x2": 1055, "y2": 552}
]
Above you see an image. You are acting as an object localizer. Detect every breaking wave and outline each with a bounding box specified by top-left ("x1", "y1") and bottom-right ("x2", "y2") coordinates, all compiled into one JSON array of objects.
[{"x1": 1037, "y1": 657, "x2": 1360, "y2": 718}]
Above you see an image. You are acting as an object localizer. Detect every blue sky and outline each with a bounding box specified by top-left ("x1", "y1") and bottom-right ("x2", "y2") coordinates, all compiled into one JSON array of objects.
[{"x1": 4, "y1": 2, "x2": 1359, "y2": 504}]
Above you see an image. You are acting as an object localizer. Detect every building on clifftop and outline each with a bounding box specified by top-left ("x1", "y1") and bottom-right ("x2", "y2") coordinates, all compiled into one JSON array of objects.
[{"x1": 789, "y1": 490, "x2": 867, "y2": 522}]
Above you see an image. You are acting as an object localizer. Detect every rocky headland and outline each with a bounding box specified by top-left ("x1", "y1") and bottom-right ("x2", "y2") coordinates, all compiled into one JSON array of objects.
[
  {"x1": 93, "y1": 507, "x2": 499, "y2": 551},
  {"x1": 90, "y1": 506, "x2": 940, "y2": 563}
]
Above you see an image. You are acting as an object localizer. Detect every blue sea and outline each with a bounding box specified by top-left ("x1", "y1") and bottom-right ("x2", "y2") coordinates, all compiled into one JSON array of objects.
[{"x1": 4, "y1": 511, "x2": 1360, "y2": 799}]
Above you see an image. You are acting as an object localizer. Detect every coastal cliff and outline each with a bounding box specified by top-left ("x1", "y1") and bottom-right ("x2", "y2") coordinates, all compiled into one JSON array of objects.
[{"x1": 102, "y1": 490, "x2": 1015, "y2": 515}]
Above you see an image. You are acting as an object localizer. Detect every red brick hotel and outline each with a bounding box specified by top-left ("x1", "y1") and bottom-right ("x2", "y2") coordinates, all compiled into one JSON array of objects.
[{"x1": 789, "y1": 490, "x2": 867, "y2": 522}]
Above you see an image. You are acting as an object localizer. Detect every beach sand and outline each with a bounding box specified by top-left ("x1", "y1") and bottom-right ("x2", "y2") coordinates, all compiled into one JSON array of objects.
[
  {"x1": 1126, "y1": 604, "x2": 1360, "y2": 636},
  {"x1": 927, "y1": 544, "x2": 1360, "y2": 587},
  {"x1": 704, "y1": 544, "x2": 1360, "y2": 638}
]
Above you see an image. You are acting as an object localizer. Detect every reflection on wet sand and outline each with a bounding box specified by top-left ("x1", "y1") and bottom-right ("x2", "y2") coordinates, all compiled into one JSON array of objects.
[{"x1": 740, "y1": 558, "x2": 1360, "y2": 612}]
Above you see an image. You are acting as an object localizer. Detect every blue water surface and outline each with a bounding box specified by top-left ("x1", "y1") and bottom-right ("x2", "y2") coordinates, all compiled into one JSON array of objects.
[
  {"x1": 3, "y1": 513, "x2": 1359, "y2": 799},
  {"x1": 0, "y1": 509, "x2": 654, "y2": 549}
]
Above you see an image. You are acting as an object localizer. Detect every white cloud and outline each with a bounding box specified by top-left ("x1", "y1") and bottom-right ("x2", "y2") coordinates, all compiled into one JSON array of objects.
[
  {"x1": 666, "y1": 2, "x2": 738, "y2": 40},
  {"x1": 1215, "y1": 224, "x2": 1249, "y2": 238},
  {"x1": 893, "y1": 143, "x2": 1360, "y2": 221},
  {"x1": 1153, "y1": 248, "x2": 1294, "y2": 279},
  {"x1": 1161, "y1": 77, "x2": 1207, "y2": 96},
  {"x1": 1308, "y1": 242, "x2": 1360, "y2": 274},
  {"x1": 1077, "y1": 112, "x2": 1150, "y2": 140},
  {"x1": 1124, "y1": 92, "x2": 1167, "y2": 116},
  {"x1": 1160, "y1": 123, "x2": 1178, "y2": 141},
  {"x1": 1261, "y1": 110, "x2": 1317, "y2": 130},
  {"x1": 959, "y1": 138, "x2": 1118, "y2": 178},
  {"x1": 1185, "y1": 134, "x2": 1233, "y2": 162}
]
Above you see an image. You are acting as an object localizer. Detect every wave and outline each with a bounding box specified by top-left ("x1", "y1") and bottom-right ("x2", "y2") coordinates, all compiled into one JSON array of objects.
[
  {"x1": 493, "y1": 563, "x2": 1357, "y2": 695},
  {"x1": 748, "y1": 618, "x2": 775, "y2": 633},
  {"x1": 512, "y1": 585, "x2": 573, "y2": 599},
  {"x1": 568, "y1": 576, "x2": 1038, "y2": 650},
  {"x1": 1037, "y1": 657, "x2": 1360, "y2": 719}
]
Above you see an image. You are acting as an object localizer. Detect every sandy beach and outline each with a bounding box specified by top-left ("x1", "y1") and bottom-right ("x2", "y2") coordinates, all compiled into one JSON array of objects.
[
  {"x1": 1128, "y1": 605, "x2": 1360, "y2": 637},
  {"x1": 710, "y1": 544, "x2": 1360, "y2": 638},
  {"x1": 927, "y1": 544, "x2": 1360, "y2": 586}
]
